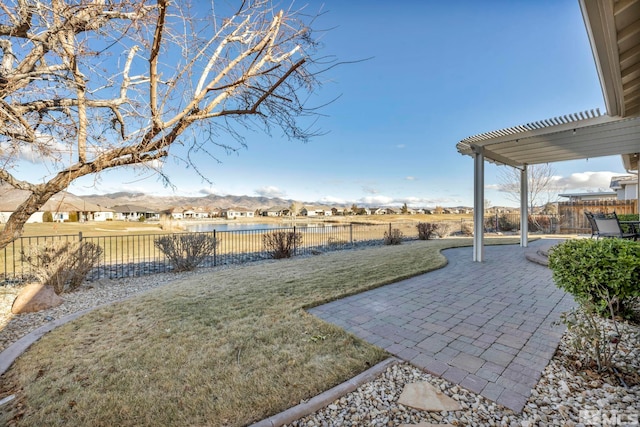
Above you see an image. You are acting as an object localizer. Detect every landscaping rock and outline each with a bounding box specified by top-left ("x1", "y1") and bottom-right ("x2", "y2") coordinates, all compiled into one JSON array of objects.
[
  {"x1": 11, "y1": 283, "x2": 63, "y2": 314},
  {"x1": 398, "y1": 381, "x2": 462, "y2": 411}
]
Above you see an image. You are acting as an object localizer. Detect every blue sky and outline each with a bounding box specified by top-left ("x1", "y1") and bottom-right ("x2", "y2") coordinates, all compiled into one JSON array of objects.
[{"x1": 66, "y1": 0, "x2": 626, "y2": 207}]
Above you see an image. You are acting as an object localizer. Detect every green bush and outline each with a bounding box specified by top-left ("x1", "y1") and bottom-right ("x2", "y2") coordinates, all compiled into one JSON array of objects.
[
  {"x1": 548, "y1": 238, "x2": 640, "y2": 318},
  {"x1": 618, "y1": 213, "x2": 639, "y2": 234},
  {"x1": 68, "y1": 211, "x2": 79, "y2": 222},
  {"x1": 43, "y1": 211, "x2": 53, "y2": 223}
]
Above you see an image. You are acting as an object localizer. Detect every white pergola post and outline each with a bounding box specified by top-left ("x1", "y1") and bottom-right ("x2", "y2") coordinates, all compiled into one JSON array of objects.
[
  {"x1": 473, "y1": 146, "x2": 484, "y2": 262},
  {"x1": 520, "y1": 165, "x2": 528, "y2": 247}
]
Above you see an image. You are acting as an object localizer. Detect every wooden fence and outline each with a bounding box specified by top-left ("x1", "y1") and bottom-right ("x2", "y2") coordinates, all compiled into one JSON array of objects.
[{"x1": 558, "y1": 199, "x2": 638, "y2": 234}]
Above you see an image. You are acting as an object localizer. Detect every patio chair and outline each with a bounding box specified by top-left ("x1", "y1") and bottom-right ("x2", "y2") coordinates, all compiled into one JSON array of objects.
[
  {"x1": 590, "y1": 211, "x2": 638, "y2": 240},
  {"x1": 584, "y1": 211, "x2": 599, "y2": 238}
]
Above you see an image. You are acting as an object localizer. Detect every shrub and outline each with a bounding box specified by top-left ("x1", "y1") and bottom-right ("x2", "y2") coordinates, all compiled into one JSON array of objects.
[
  {"x1": 618, "y1": 213, "x2": 639, "y2": 234},
  {"x1": 548, "y1": 238, "x2": 640, "y2": 318},
  {"x1": 434, "y1": 222, "x2": 455, "y2": 238},
  {"x1": 416, "y1": 222, "x2": 437, "y2": 240},
  {"x1": 155, "y1": 233, "x2": 219, "y2": 272},
  {"x1": 68, "y1": 212, "x2": 79, "y2": 222},
  {"x1": 43, "y1": 211, "x2": 53, "y2": 223},
  {"x1": 383, "y1": 228, "x2": 403, "y2": 245},
  {"x1": 497, "y1": 214, "x2": 518, "y2": 232},
  {"x1": 557, "y1": 304, "x2": 622, "y2": 373},
  {"x1": 263, "y1": 231, "x2": 302, "y2": 259},
  {"x1": 138, "y1": 215, "x2": 146, "y2": 222},
  {"x1": 460, "y1": 221, "x2": 473, "y2": 236},
  {"x1": 21, "y1": 240, "x2": 103, "y2": 294}
]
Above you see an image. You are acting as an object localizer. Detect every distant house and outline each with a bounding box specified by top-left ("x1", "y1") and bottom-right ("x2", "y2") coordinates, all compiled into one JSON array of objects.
[
  {"x1": 112, "y1": 205, "x2": 159, "y2": 221},
  {"x1": 610, "y1": 174, "x2": 638, "y2": 201},
  {"x1": 182, "y1": 207, "x2": 209, "y2": 219},
  {"x1": 370, "y1": 208, "x2": 386, "y2": 215},
  {"x1": 0, "y1": 190, "x2": 114, "y2": 223},
  {"x1": 300, "y1": 205, "x2": 332, "y2": 216},
  {"x1": 165, "y1": 207, "x2": 184, "y2": 219},
  {"x1": 221, "y1": 207, "x2": 254, "y2": 219},
  {"x1": 262, "y1": 206, "x2": 290, "y2": 217}
]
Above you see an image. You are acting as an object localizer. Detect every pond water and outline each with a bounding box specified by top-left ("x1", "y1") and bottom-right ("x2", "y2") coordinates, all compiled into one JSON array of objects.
[{"x1": 184, "y1": 222, "x2": 336, "y2": 232}]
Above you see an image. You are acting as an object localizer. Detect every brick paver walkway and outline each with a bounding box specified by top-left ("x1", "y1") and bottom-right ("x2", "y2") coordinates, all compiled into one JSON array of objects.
[{"x1": 308, "y1": 239, "x2": 575, "y2": 412}]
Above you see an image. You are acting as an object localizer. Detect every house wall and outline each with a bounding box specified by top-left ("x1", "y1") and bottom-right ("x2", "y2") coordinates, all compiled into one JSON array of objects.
[
  {"x1": 623, "y1": 184, "x2": 638, "y2": 200},
  {"x1": 53, "y1": 212, "x2": 69, "y2": 222},
  {"x1": 93, "y1": 211, "x2": 114, "y2": 221}
]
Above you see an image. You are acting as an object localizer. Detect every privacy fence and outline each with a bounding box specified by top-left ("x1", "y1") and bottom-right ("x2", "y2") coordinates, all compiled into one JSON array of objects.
[
  {"x1": 557, "y1": 199, "x2": 638, "y2": 234},
  {"x1": 0, "y1": 217, "x2": 558, "y2": 285}
]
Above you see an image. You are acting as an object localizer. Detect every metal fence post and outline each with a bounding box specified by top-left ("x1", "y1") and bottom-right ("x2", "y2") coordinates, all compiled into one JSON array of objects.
[
  {"x1": 293, "y1": 226, "x2": 297, "y2": 256},
  {"x1": 350, "y1": 223, "x2": 353, "y2": 245},
  {"x1": 213, "y1": 229, "x2": 217, "y2": 267}
]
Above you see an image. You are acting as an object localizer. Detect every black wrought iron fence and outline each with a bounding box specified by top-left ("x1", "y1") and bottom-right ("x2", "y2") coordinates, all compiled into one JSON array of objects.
[
  {"x1": 1, "y1": 222, "x2": 436, "y2": 284},
  {"x1": 1, "y1": 217, "x2": 539, "y2": 285}
]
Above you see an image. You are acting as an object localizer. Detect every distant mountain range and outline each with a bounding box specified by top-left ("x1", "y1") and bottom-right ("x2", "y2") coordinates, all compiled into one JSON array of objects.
[
  {"x1": 0, "y1": 184, "x2": 301, "y2": 212},
  {"x1": 79, "y1": 191, "x2": 299, "y2": 211}
]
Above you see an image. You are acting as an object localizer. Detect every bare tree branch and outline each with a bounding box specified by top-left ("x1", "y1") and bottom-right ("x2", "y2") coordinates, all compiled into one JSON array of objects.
[{"x1": 0, "y1": 0, "x2": 329, "y2": 249}]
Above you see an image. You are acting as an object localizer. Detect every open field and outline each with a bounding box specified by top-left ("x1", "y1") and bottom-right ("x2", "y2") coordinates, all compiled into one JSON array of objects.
[{"x1": 0, "y1": 237, "x2": 519, "y2": 426}]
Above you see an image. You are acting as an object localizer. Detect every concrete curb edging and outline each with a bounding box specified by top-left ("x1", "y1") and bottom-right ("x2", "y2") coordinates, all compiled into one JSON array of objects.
[
  {"x1": 249, "y1": 357, "x2": 401, "y2": 427},
  {"x1": 0, "y1": 304, "x2": 110, "y2": 376}
]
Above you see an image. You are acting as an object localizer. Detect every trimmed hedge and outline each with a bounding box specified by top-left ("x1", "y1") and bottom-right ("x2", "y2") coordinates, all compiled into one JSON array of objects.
[{"x1": 548, "y1": 238, "x2": 640, "y2": 318}]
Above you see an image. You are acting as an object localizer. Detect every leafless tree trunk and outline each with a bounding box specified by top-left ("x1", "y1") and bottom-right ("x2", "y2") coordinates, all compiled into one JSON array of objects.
[{"x1": 0, "y1": 0, "x2": 327, "y2": 249}]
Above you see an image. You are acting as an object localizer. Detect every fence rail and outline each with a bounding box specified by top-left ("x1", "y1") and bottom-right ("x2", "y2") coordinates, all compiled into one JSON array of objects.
[{"x1": 0, "y1": 217, "x2": 557, "y2": 285}]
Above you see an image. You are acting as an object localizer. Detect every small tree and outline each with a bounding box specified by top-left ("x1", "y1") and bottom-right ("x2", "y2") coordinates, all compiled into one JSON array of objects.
[
  {"x1": 155, "y1": 233, "x2": 219, "y2": 272},
  {"x1": 43, "y1": 212, "x2": 54, "y2": 223},
  {"x1": 497, "y1": 164, "x2": 559, "y2": 212}
]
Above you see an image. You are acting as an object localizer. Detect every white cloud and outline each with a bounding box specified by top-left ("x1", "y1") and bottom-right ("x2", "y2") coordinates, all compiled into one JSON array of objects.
[
  {"x1": 396, "y1": 144, "x2": 406, "y2": 149},
  {"x1": 405, "y1": 176, "x2": 416, "y2": 181},
  {"x1": 553, "y1": 171, "x2": 617, "y2": 190},
  {"x1": 486, "y1": 171, "x2": 618, "y2": 193},
  {"x1": 359, "y1": 195, "x2": 394, "y2": 205},
  {"x1": 254, "y1": 186, "x2": 286, "y2": 198}
]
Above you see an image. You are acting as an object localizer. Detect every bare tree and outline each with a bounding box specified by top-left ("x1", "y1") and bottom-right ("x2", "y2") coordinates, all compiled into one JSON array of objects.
[
  {"x1": 0, "y1": 0, "x2": 327, "y2": 249},
  {"x1": 497, "y1": 164, "x2": 559, "y2": 211}
]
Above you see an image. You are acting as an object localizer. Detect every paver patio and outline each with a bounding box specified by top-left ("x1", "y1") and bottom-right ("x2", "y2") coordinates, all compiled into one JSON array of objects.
[{"x1": 308, "y1": 239, "x2": 575, "y2": 412}]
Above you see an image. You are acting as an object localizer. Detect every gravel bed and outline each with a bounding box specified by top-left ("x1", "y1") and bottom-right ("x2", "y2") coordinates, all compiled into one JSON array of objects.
[{"x1": 1, "y1": 268, "x2": 639, "y2": 426}]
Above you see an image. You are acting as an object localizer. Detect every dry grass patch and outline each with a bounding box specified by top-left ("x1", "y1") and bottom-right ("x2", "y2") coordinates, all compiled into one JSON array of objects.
[{"x1": 1, "y1": 237, "x2": 521, "y2": 426}]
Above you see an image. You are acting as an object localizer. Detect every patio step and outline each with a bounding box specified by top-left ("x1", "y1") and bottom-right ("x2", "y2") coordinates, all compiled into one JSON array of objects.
[
  {"x1": 524, "y1": 240, "x2": 561, "y2": 267},
  {"x1": 525, "y1": 248, "x2": 549, "y2": 266}
]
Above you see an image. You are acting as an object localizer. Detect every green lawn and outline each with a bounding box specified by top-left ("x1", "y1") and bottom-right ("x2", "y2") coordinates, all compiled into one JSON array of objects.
[{"x1": 0, "y1": 237, "x2": 522, "y2": 426}]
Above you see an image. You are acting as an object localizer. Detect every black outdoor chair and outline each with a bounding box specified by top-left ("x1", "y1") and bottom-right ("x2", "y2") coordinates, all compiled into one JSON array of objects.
[{"x1": 585, "y1": 211, "x2": 638, "y2": 240}]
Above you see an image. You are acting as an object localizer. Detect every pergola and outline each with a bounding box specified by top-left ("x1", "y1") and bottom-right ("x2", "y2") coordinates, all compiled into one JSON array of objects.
[{"x1": 456, "y1": 0, "x2": 640, "y2": 261}]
